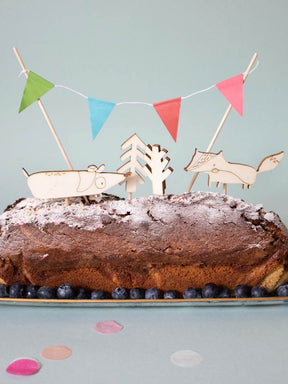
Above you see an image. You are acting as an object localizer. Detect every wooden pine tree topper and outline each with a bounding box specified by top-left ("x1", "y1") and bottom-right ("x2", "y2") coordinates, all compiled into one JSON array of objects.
[
  {"x1": 185, "y1": 149, "x2": 284, "y2": 193},
  {"x1": 117, "y1": 134, "x2": 148, "y2": 199},
  {"x1": 144, "y1": 144, "x2": 173, "y2": 195}
]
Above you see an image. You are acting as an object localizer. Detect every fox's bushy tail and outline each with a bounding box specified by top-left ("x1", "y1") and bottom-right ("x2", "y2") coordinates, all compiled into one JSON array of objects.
[{"x1": 257, "y1": 151, "x2": 284, "y2": 173}]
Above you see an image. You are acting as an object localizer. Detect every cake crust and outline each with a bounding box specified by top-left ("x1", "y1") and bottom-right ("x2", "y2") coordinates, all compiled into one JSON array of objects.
[{"x1": 0, "y1": 192, "x2": 287, "y2": 292}]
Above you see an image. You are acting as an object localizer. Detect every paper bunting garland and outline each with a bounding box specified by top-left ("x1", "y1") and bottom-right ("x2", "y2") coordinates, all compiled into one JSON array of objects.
[
  {"x1": 88, "y1": 97, "x2": 116, "y2": 139},
  {"x1": 153, "y1": 97, "x2": 181, "y2": 142},
  {"x1": 19, "y1": 71, "x2": 54, "y2": 113},
  {"x1": 216, "y1": 74, "x2": 243, "y2": 116},
  {"x1": 17, "y1": 68, "x2": 250, "y2": 140}
]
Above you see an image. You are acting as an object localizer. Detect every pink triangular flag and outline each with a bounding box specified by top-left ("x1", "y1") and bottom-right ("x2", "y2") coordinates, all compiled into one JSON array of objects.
[
  {"x1": 153, "y1": 97, "x2": 181, "y2": 142},
  {"x1": 216, "y1": 74, "x2": 243, "y2": 116}
]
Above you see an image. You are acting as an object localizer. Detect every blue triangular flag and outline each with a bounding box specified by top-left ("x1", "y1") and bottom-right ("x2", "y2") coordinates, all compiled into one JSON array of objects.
[{"x1": 88, "y1": 97, "x2": 116, "y2": 139}]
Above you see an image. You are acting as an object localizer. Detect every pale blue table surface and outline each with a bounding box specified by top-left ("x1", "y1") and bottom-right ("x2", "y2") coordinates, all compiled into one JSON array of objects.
[{"x1": 0, "y1": 304, "x2": 287, "y2": 384}]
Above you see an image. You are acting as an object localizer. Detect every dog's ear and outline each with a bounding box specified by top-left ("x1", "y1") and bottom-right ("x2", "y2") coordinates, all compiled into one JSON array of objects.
[{"x1": 97, "y1": 164, "x2": 105, "y2": 173}]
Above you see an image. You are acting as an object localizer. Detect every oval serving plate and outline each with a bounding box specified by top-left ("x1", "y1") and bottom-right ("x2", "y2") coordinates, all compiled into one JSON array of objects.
[{"x1": 0, "y1": 297, "x2": 288, "y2": 307}]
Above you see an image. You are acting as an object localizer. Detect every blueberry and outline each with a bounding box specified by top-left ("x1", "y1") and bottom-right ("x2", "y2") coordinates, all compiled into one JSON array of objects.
[
  {"x1": 202, "y1": 283, "x2": 220, "y2": 298},
  {"x1": 76, "y1": 288, "x2": 90, "y2": 300},
  {"x1": 251, "y1": 286, "x2": 268, "y2": 298},
  {"x1": 112, "y1": 287, "x2": 129, "y2": 300},
  {"x1": 26, "y1": 285, "x2": 39, "y2": 299},
  {"x1": 234, "y1": 284, "x2": 251, "y2": 298},
  {"x1": 145, "y1": 288, "x2": 161, "y2": 300},
  {"x1": 218, "y1": 287, "x2": 231, "y2": 298},
  {"x1": 57, "y1": 284, "x2": 75, "y2": 299},
  {"x1": 91, "y1": 290, "x2": 107, "y2": 300},
  {"x1": 277, "y1": 284, "x2": 288, "y2": 297},
  {"x1": 183, "y1": 287, "x2": 202, "y2": 299},
  {"x1": 0, "y1": 284, "x2": 9, "y2": 298},
  {"x1": 9, "y1": 283, "x2": 25, "y2": 298},
  {"x1": 129, "y1": 288, "x2": 145, "y2": 299},
  {"x1": 164, "y1": 290, "x2": 178, "y2": 299},
  {"x1": 37, "y1": 286, "x2": 56, "y2": 299}
]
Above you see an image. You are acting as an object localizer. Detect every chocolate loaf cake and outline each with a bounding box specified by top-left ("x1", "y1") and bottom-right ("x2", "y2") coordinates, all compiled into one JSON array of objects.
[{"x1": 0, "y1": 192, "x2": 287, "y2": 293}]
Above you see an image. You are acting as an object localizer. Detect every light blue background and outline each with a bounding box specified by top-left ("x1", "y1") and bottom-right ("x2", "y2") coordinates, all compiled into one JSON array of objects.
[
  {"x1": 0, "y1": 2, "x2": 288, "y2": 383},
  {"x1": 0, "y1": 0, "x2": 287, "y2": 224},
  {"x1": 1, "y1": 304, "x2": 288, "y2": 384}
]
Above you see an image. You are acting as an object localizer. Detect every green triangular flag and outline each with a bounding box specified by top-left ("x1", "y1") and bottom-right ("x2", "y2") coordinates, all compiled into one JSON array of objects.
[{"x1": 19, "y1": 71, "x2": 54, "y2": 113}]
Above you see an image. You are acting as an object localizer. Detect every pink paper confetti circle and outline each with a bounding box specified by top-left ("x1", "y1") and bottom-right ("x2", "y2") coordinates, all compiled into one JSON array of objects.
[
  {"x1": 94, "y1": 320, "x2": 123, "y2": 334},
  {"x1": 170, "y1": 350, "x2": 203, "y2": 367},
  {"x1": 41, "y1": 345, "x2": 72, "y2": 360},
  {"x1": 6, "y1": 358, "x2": 40, "y2": 376}
]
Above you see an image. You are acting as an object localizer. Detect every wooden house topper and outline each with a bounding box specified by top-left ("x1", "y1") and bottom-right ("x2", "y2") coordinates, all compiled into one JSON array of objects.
[
  {"x1": 23, "y1": 165, "x2": 130, "y2": 199},
  {"x1": 185, "y1": 149, "x2": 284, "y2": 192}
]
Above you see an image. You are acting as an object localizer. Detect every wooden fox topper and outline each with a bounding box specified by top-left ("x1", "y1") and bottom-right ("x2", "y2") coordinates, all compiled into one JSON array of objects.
[
  {"x1": 185, "y1": 149, "x2": 284, "y2": 190},
  {"x1": 23, "y1": 165, "x2": 130, "y2": 199}
]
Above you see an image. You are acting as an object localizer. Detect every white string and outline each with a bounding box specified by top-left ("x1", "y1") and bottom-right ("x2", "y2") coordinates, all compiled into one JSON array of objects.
[
  {"x1": 21, "y1": 60, "x2": 260, "y2": 105},
  {"x1": 181, "y1": 84, "x2": 216, "y2": 100},
  {"x1": 54, "y1": 85, "x2": 88, "y2": 99},
  {"x1": 116, "y1": 101, "x2": 153, "y2": 106},
  {"x1": 246, "y1": 59, "x2": 259, "y2": 75},
  {"x1": 18, "y1": 69, "x2": 28, "y2": 77},
  {"x1": 182, "y1": 60, "x2": 259, "y2": 100}
]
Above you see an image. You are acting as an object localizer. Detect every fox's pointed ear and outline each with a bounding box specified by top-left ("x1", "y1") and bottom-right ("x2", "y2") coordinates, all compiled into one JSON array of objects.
[
  {"x1": 218, "y1": 150, "x2": 223, "y2": 155},
  {"x1": 195, "y1": 148, "x2": 198, "y2": 153}
]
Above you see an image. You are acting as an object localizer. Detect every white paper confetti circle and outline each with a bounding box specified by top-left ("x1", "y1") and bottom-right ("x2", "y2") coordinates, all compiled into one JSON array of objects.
[{"x1": 170, "y1": 350, "x2": 203, "y2": 367}]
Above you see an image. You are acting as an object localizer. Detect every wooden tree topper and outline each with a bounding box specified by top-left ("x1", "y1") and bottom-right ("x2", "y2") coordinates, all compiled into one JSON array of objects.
[
  {"x1": 117, "y1": 134, "x2": 147, "y2": 200},
  {"x1": 185, "y1": 149, "x2": 284, "y2": 194},
  {"x1": 144, "y1": 144, "x2": 173, "y2": 195}
]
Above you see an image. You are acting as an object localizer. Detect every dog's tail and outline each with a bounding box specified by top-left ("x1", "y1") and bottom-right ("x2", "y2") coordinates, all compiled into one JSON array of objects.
[
  {"x1": 257, "y1": 151, "x2": 284, "y2": 173},
  {"x1": 22, "y1": 168, "x2": 29, "y2": 177}
]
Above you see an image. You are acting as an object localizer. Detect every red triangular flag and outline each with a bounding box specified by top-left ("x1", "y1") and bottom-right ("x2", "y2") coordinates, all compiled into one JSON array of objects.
[
  {"x1": 153, "y1": 97, "x2": 181, "y2": 142},
  {"x1": 216, "y1": 73, "x2": 243, "y2": 116}
]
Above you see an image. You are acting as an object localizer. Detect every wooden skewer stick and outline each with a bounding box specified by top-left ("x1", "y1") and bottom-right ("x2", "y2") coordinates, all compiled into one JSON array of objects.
[
  {"x1": 13, "y1": 47, "x2": 73, "y2": 170},
  {"x1": 186, "y1": 53, "x2": 258, "y2": 193},
  {"x1": 13, "y1": 47, "x2": 89, "y2": 205}
]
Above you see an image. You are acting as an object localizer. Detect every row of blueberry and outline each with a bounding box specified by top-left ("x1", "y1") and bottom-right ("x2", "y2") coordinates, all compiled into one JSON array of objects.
[{"x1": 1, "y1": 283, "x2": 288, "y2": 300}]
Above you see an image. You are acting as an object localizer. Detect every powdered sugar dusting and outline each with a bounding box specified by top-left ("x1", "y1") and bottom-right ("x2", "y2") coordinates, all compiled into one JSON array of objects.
[
  {"x1": 0, "y1": 192, "x2": 278, "y2": 235},
  {"x1": 264, "y1": 212, "x2": 276, "y2": 222},
  {"x1": 1, "y1": 198, "x2": 107, "y2": 231}
]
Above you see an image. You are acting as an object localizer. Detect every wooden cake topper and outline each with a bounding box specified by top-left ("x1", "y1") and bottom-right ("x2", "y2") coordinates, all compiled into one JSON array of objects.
[
  {"x1": 144, "y1": 144, "x2": 173, "y2": 195},
  {"x1": 15, "y1": 48, "x2": 285, "y2": 201},
  {"x1": 13, "y1": 47, "x2": 89, "y2": 205},
  {"x1": 23, "y1": 165, "x2": 130, "y2": 199},
  {"x1": 117, "y1": 134, "x2": 147, "y2": 200},
  {"x1": 185, "y1": 149, "x2": 284, "y2": 194},
  {"x1": 186, "y1": 53, "x2": 258, "y2": 192}
]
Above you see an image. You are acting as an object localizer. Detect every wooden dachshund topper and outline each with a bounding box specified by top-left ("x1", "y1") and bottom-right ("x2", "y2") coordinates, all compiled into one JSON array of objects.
[
  {"x1": 23, "y1": 165, "x2": 130, "y2": 199},
  {"x1": 185, "y1": 149, "x2": 284, "y2": 192}
]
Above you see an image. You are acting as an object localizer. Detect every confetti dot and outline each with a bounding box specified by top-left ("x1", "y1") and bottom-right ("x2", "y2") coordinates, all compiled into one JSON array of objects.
[
  {"x1": 170, "y1": 350, "x2": 203, "y2": 367},
  {"x1": 94, "y1": 320, "x2": 123, "y2": 334},
  {"x1": 6, "y1": 358, "x2": 40, "y2": 375},
  {"x1": 41, "y1": 345, "x2": 72, "y2": 360}
]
